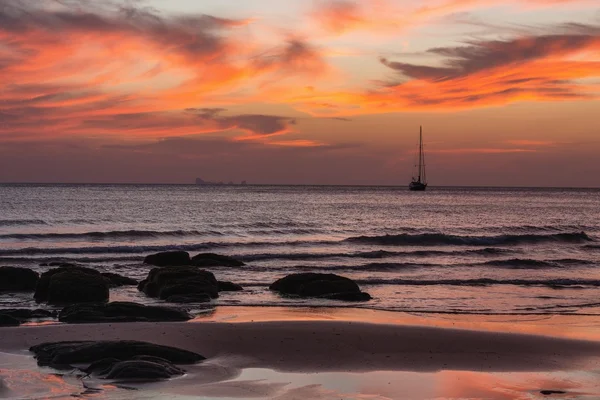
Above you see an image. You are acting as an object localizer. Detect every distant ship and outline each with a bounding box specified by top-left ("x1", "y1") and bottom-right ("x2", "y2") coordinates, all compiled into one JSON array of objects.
[{"x1": 409, "y1": 126, "x2": 427, "y2": 191}]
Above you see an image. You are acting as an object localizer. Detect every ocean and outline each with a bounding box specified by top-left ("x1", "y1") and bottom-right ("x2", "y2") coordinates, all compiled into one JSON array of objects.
[{"x1": 1, "y1": 184, "x2": 599, "y2": 316}]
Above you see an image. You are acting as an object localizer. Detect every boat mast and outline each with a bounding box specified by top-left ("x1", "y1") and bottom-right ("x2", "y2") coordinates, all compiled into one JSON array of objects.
[{"x1": 418, "y1": 126, "x2": 422, "y2": 183}]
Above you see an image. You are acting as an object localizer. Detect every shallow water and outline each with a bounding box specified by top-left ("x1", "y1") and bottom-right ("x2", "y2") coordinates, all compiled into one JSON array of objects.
[{"x1": 1, "y1": 184, "x2": 599, "y2": 315}]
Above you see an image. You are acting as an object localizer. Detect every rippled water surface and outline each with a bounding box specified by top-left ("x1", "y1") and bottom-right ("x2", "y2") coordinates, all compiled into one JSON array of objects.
[{"x1": 1, "y1": 184, "x2": 599, "y2": 315}]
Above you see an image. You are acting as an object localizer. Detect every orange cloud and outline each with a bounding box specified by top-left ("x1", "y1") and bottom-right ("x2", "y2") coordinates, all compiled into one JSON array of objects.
[
  {"x1": 0, "y1": 1, "x2": 330, "y2": 144},
  {"x1": 291, "y1": 27, "x2": 600, "y2": 116}
]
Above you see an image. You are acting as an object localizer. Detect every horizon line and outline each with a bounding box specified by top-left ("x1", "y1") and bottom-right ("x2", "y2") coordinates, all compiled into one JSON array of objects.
[{"x1": 0, "y1": 182, "x2": 599, "y2": 190}]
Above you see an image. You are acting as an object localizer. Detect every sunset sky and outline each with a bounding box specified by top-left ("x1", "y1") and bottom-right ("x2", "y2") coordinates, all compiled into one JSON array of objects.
[{"x1": 1, "y1": 0, "x2": 599, "y2": 186}]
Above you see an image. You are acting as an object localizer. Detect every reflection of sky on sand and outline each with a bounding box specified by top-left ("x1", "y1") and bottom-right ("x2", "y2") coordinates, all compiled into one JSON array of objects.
[
  {"x1": 160, "y1": 369, "x2": 600, "y2": 400},
  {"x1": 1, "y1": 351, "x2": 600, "y2": 399}
]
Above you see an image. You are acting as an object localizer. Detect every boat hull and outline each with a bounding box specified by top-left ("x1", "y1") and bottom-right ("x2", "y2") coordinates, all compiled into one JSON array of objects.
[{"x1": 409, "y1": 182, "x2": 427, "y2": 191}]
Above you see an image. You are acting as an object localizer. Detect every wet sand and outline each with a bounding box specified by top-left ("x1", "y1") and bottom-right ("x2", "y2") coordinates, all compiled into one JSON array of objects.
[
  {"x1": 3, "y1": 318, "x2": 600, "y2": 373},
  {"x1": 3, "y1": 308, "x2": 600, "y2": 398}
]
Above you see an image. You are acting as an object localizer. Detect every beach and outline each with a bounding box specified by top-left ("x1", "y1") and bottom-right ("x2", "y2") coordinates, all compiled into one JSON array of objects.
[{"x1": 2, "y1": 308, "x2": 600, "y2": 398}]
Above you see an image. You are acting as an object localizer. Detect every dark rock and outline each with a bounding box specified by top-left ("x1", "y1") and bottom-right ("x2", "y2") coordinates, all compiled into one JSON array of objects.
[
  {"x1": 165, "y1": 293, "x2": 212, "y2": 304},
  {"x1": 144, "y1": 251, "x2": 190, "y2": 267},
  {"x1": 84, "y1": 358, "x2": 122, "y2": 375},
  {"x1": 0, "y1": 314, "x2": 20, "y2": 327},
  {"x1": 270, "y1": 273, "x2": 370, "y2": 302},
  {"x1": 101, "y1": 273, "x2": 138, "y2": 287},
  {"x1": 44, "y1": 270, "x2": 109, "y2": 305},
  {"x1": 540, "y1": 390, "x2": 567, "y2": 396},
  {"x1": 104, "y1": 359, "x2": 185, "y2": 380},
  {"x1": 34, "y1": 266, "x2": 107, "y2": 303},
  {"x1": 217, "y1": 281, "x2": 244, "y2": 292},
  {"x1": 85, "y1": 356, "x2": 185, "y2": 380},
  {"x1": 321, "y1": 292, "x2": 372, "y2": 302},
  {"x1": 191, "y1": 253, "x2": 244, "y2": 267},
  {"x1": 298, "y1": 279, "x2": 360, "y2": 297},
  {"x1": 138, "y1": 266, "x2": 218, "y2": 300},
  {"x1": 0, "y1": 266, "x2": 39, "y2": 292},
  {"x1": 58, "y1": 302, "x2": 191, "y2": 323},
  {"x1": 159, "y1": 283, "x2": 218, "y2": 300},
  {"x1": 30, "y1": 341, "x2": 205, "y2": 367},
  {"x1": 0, "y1": 309, "x2": 55, "y2": 321}
]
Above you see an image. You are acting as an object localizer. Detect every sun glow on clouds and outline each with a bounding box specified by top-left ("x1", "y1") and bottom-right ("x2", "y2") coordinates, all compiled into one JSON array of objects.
[{"x1": 0, "y1": 0, "x2": 600, "y2": 184}]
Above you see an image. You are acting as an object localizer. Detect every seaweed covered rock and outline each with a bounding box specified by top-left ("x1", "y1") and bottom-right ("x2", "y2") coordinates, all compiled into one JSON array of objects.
[
  {"x1": 144, "y1": 251, "x2": 190, "y2": 267},
  {"x1": 191, "y1": 253, "x2": 245, "y2": 267},
  {"x1": 34, "y1": 266, "x2": 109, "y2": 304},
  {"x1": 58, "y1": 302, "x2": 191, "y2": 323},
  {"x1": 30, "y1": 341, "x2": 205, "y2": 368},
  {"x1": 0, "y1": 266, "x2": 39, "y2": 292},
  {"x1": 270, "y1": 273, "x2": 371, "y2": 302},
  {"x1": 138, "y1": 266, "x2": 219, "y2": 300}
]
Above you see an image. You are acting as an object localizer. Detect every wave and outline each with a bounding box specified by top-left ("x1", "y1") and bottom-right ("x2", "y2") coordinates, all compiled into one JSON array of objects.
[
  {"x1": 0, "y1": 229, "x2": 224, "y2": 241},
  {"x1": 345, "y1": 232, "x2": 593, "y2": 246},
  {"x1": 0, "y1": 239, "x2": 338, "y2": 256},
  {"x1": 356, "y1": 278, "x2": 600, "y2": 288},
  {"x1": 0, "y1": 219, "x2": 48, "y2": 227},
  {"x1": 239, "y1": 247, "x2": 515, "y2": 262},
  {"x1": 479, "y1": 258, "x2": 562, "y2": 269}
]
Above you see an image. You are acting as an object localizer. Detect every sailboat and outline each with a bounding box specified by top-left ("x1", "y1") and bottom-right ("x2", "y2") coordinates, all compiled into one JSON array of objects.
[{"x1": 409, "y1": 126, "x2": 427, "y2": 191}]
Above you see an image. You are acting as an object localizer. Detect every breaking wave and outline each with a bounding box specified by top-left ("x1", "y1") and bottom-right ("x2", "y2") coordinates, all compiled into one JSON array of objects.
[{"x1": 345, "y1": 232, "x2": 593, "y2": 246}]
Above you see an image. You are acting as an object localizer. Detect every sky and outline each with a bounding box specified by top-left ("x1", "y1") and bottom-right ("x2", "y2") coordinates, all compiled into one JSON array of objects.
[{"x1": 0, "y1": 0, "x2": 599, "y2": 186}]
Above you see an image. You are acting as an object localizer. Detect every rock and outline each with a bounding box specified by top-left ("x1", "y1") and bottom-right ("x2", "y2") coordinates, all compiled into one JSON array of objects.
[
  {"x1": 191, "y1": 253, "x2": 244, "y2": 267},
  {"x1": 270, "y1": 273, "x2": 371, "y2": 302},
  {"x1": 217, "y1": 281, "x2": 244, "y2": 292},
  {"x1": 58, "y1": 302, "x2": 191, "y2": 323},
  {"x1": 159, "y1": 283, "x2": 218, "y2": 300},
  {"x1": 0, "y1": 314, "x2": 20, "y2": 327},
  {"x1": 0, "y1": 309, "x2": 55, "y2": 321},
  {"x1": 0, "y1": 266, "x2": 39, "y2": 292},
  {"x1": 30, "y1": 341, "x2": 205, "y2": 368},
  {"x1": 34, "y1": 266, "x2": 107, "y2": 303},
  {"x1": 138, "y1": 266, "x2": 218, "y2": 299},
  {"x1": 101, "y1": 273, "x2": 137, "y2": 287},
  {"x1": 165, "y1": 293, "x2": 212, "y2": 304},
  {"x1": 144, "y1": 251, "x2": 190, "y2": 267},
  {"x1": 84, "y1": 358, "x2": 122, "y2": 375},
  {"x1": 85, "y1": 356, "x2": 185, "y2": 380},
  {"x1": 104, "y1": 359, "x2": 185, "y2": 380}
]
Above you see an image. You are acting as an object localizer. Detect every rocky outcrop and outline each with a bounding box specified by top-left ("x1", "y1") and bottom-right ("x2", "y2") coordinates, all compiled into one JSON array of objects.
[
  {"x1": 270, "y1": 273, "x2": 371, "y2": 302},
  {"x1": 138, "y1": 266, "x2": 219, "y2": 300},
  {"x1": 0, "y1": 309, "x2": 55, "y2": 322},
  {"x1": 217, "y1": 281, "x2": 244, "y2": 292},
  {"x1": 34, "y1": 267, "x2": 109, "y2": 304},
  {"x1": 144, "y1": 251, "x2": 190, "y2": 267},
  {"x1": 31, "y1": 341, "x2": 204, "y2": 380},
  {"x1": 165, "y1": 293, "x2": 212, "y2": 304},
  {"x1": 101, "y1": 273, "x2": 138, "y2": 287},
  {"x1": 58, "y1": 302, "x2": 191, "y2": 323},
  {"x1": 0, "y1": 267, "x2": 39, "y2": 292},
  {"x1": 0, "y1": 314, "x2": 20, "y2": 327},
  {"x1": 31, "y1": 341, "x2": 205, "y2": 366},
  {"x1": 191, "y1": 253, "x2": 245, "y2": 267}
]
